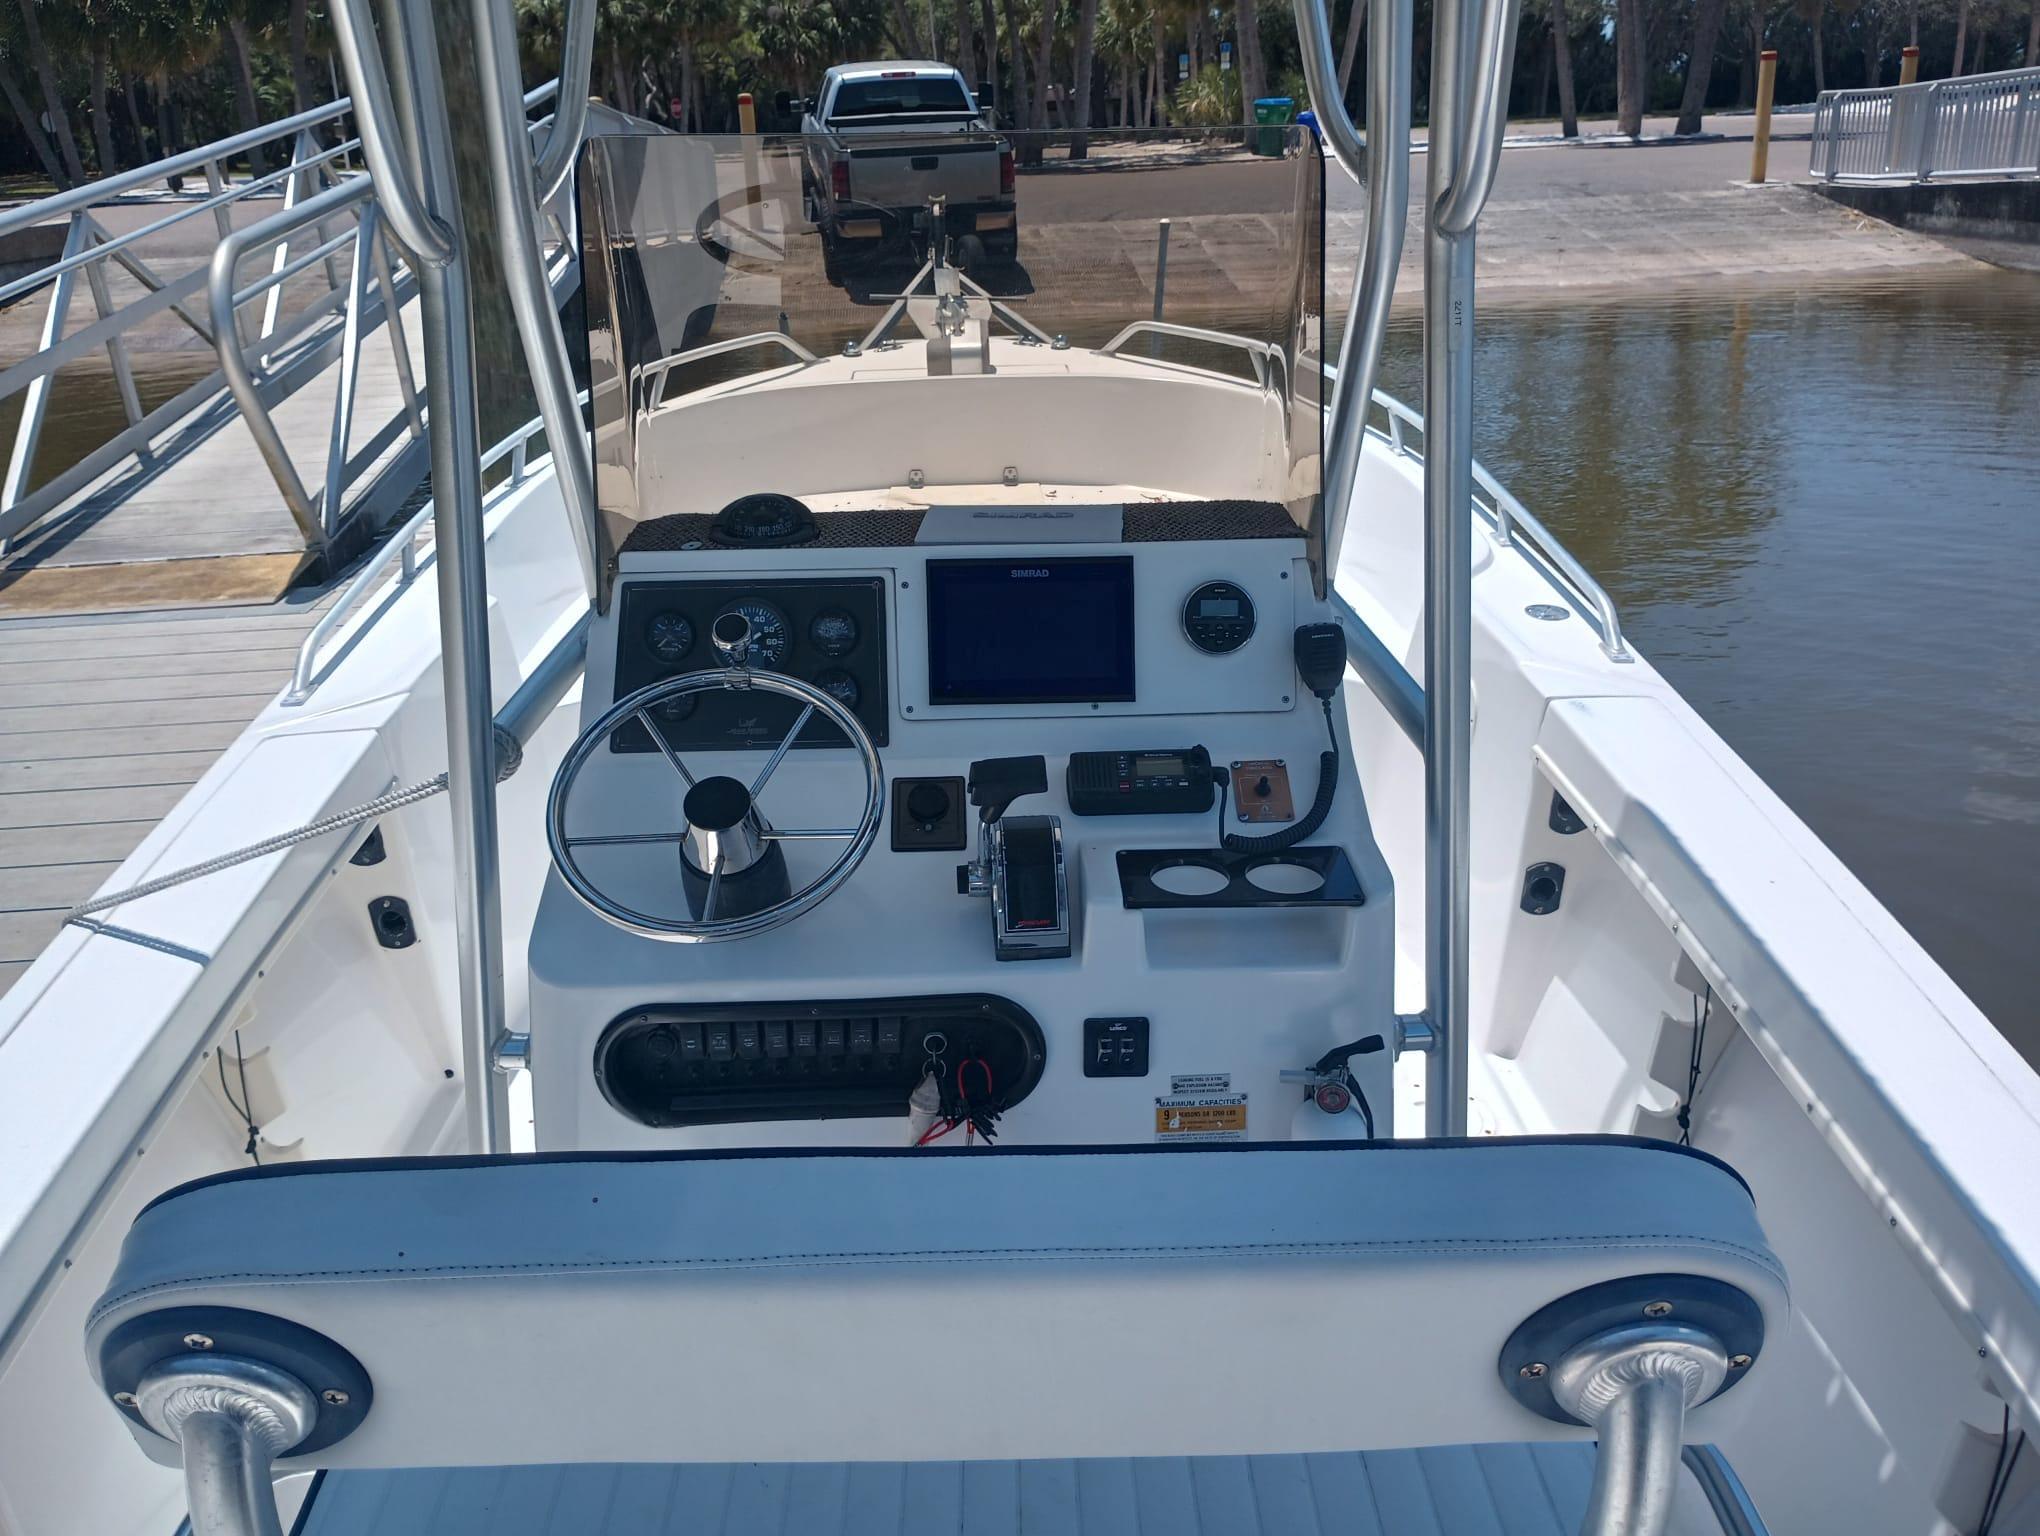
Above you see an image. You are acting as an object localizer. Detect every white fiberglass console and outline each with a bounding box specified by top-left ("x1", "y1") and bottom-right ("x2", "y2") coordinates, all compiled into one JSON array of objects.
[{"x1": 527, "y1": 503, "x2": 1397, "y2": 1153}]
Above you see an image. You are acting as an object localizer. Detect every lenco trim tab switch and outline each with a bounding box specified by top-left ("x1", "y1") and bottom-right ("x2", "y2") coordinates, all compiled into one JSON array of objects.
[{"x1": 1067, "y1": 747, "x2": 1216, "y2": 817}]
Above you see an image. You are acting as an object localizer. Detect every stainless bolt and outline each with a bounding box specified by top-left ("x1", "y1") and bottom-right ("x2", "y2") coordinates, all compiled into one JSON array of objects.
[
  {"x1": 1642, "y1": 1301, "x2": 1674, "y2": 1319},
  {"x1": 322, "y1": 1389, "x2": 350, "y2": 1406},
  {"x1": 1729, "y1": 1354, "x2": 1753, "y2": 1369},
  {"x1": 1001, "y1": 466, "x2": 1020, "y2": 486},
  {"x1": 1518, "y1": 1362, "x2": 1547, "y2": 1380},
  {"x1": 182, "y1": 1332, "x2": 215, "y2": 1350},
  {"x1": 112, "y1": 1391, "x2": 137, "y2": 1407}
]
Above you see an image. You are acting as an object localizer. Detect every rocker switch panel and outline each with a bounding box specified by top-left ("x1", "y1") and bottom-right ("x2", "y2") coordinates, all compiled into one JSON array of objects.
[{"x1": 1083, "y1": 1017, "x2": 1150, "y2": 1078}]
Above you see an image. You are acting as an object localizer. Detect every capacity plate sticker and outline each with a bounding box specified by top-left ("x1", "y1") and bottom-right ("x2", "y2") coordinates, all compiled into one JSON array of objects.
[{"x1": 1155, "y1": 1092, "x2": 1248, "y2": 1142}]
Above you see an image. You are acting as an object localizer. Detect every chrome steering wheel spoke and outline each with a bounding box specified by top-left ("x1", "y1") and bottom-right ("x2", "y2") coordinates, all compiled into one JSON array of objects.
[{"x1": 547, "y1": 668, "x2": 884, "y2": 943}]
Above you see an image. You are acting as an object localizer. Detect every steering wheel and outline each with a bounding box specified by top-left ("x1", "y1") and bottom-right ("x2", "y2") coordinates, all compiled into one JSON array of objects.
[{"x1": 546, "y1": 614, "x2": 884, "y2": 943}]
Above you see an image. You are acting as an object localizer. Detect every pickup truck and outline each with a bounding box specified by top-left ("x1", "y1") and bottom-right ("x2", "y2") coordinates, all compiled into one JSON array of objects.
[{"x1": 781, "y1": 62, "x2": 1017, "y2": 281}]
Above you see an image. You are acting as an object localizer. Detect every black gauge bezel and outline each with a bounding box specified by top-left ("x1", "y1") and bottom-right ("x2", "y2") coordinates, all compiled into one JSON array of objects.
[
  {"x1": 809, "y1": 607, "x2": 860, "y2": 659},
  {"x1": 643, "y1": 610, "x2": 695, "y2": 664}
]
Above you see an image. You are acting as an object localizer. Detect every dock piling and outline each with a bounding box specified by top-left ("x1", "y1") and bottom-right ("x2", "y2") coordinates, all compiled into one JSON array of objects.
[{"x1": 1752, "y1": 51, "x2": 1779, "y2": 183}]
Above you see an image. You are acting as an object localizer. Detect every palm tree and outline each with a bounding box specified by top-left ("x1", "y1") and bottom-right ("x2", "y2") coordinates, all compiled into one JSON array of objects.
[
  {"x1": 1676, "y1": 0, "x2": 1730, "y2": 133},
  {"x1": 1793, "y1": 0, "x2": 1825, "y2": 90},
  {"x1": 1550, "y1": 0, "x2": 1577, "y2": 135},
  {"x1": 1069, "y1": 0, "x2": 1099, "y2": 151},
  {"x1": 12, "y1": 0, "x2": 87, "y2": 182},
  {"x1": 1616, "y1": 0, "x2": 1645, "y2": 134},
  {"x1": 0, "y1": 38, "x2": 69, "y2": 182}
]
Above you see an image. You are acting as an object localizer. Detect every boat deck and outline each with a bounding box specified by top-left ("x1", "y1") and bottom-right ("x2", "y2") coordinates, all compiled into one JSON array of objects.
[
  {"x1": 0, "y1": 594, "x2": 334, "y2": 996},
  {"x1": 293, "y1": 1447, "x2": 1756, "y2": 1536}
]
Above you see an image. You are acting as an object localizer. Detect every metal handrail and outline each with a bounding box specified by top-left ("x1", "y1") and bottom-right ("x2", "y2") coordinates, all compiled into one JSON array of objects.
[
  {"x1": 208, "y1": 176, "x2": 419, "y2": 541},
  {"x1": 286, "y1": 398, "x2": 585, "y2": 704},
  {"x1": 0, "y1": 121, "x2": 406, "y2": 558},
  {"x1": 1812, "y1": 66, "x2": 2040, "y2": 183},
  {"x1": 642, "y1": 333, "x2": 821, "y2": 405},
  {"x1": 1359, "y1": 385, "x2": 1631, "y2": 661},
  {"x1": 1098, "y1": 321, "x2": 1283, "y2": 388},
  {"x1": 0, "y1": 97, "x2": 362, "y2": 243}
]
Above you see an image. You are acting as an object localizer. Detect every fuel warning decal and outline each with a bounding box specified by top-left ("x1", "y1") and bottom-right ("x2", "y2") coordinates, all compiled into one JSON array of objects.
[{"x1": 1155, "y1": 1092, "x2": 1248, "y2": 1142}]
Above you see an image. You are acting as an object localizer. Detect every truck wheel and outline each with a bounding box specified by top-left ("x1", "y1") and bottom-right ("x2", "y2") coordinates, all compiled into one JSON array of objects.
[
  {"x1": 955, "y1": 234, "x2": 987, "y2": 273},
  {"x1": 821, "y1": 232, "x2": 846, "y2": 285},
  {"x1": 988, "y1": 230, "x2": 1019, "y2": 266}
]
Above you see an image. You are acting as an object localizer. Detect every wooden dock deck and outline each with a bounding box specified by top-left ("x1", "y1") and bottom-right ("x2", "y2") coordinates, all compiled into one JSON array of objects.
[
  {"x1": 0, "y1": 593, "x2": 337, "y2": 996},
  {"x1": 0, "y1": 280, "x2": 425, "y2": 616}
]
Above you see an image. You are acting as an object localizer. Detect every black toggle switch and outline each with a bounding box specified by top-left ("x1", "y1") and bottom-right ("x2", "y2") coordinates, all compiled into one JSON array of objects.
[
  {"x1": 1083, "y1": 1017, "x2": 1150, "y2": 1078},
  {"x1": 1254, "y1": 774, "x2": 1272, "y2": 798}
]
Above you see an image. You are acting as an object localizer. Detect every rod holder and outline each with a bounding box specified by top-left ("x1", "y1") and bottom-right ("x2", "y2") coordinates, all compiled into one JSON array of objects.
[
  {"x1": 1550, "y1": 1323, "x2": 1730, "y2": 1536},
  {"x1": 134, "y1": 1354, "x2": 316, "y2": 1536}
]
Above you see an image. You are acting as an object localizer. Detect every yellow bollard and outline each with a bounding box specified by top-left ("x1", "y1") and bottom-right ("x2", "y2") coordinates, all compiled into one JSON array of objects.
[
  {"x1": 738, "y1": 92, "x2": 758, "y2": 135},
  {"x1": 1898, "y1": 45, "x2": 1920, "y2": 86},
  {"x1": 1751, "y1": 50, "x2": 1779, "y2": 183}
]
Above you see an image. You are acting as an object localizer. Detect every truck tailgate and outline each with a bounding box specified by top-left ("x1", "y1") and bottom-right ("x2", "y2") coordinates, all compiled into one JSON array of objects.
[{"x1": 846, "y1": 138, "x2": 1003, "y2": 206}]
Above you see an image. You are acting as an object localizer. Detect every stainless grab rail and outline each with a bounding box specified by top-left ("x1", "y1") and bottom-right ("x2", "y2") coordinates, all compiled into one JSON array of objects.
[
  {"x1": 1331, "y1": 590, "x2": 1427, "y2": 748},
  {"x1": 533, "y1": 0, "x2": 596, "y2": 204},
  {"x1": 1292, "y1": 0, "x2": 1413, "y2": 578},
  {"x1": 1098, "y1": 321, "x2": 1283, "y2": 387},
  {"x1": 329, "y1": 0, "x2": 453, "y2": 265},
  {"x1": 1419, "y1": 0, "x2": 1520, "y2": 1149},
  {"x1": 1360, "y1": 385, "x2": 1631, "y2": 661},
  {"x1": 286, "y1": 398, "x2": 587, "y2": 704},
  {"x1": 642, "y1": 333, "x2": 822, "y2": 406},
  {"x1": 470, "y1": 0, "x2": 599, "y2": 599}
]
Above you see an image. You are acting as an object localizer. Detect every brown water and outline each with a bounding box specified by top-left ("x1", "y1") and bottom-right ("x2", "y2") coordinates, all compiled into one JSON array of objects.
[{"x1": 1376, "y1": 269, "x2": 2040, "y2": 1056}]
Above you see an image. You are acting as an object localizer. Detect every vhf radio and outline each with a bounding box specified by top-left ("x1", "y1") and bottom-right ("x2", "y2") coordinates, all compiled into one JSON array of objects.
[{"x1": 1067, "y1": 747, "x2": 1215, "y2": 817}]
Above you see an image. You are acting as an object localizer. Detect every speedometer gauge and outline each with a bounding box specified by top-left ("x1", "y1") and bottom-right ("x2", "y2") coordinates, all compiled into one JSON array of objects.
[{"x1": 712, "y1": 599, "x2": 789, "y2": 668}]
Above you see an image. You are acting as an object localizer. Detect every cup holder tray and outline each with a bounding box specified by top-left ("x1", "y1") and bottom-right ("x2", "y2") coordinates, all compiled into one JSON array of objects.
[{"x1": 1115, "y1": 845, "x2": 1365, "y2": 910}]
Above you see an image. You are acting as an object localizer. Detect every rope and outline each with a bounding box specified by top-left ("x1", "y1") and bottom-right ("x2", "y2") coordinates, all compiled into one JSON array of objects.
[{"x1": 63, "y1": 774, "x2": 451, "y2": 925}]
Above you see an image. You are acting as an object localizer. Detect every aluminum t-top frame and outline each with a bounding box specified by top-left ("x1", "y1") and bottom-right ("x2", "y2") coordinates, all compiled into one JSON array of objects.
[{"x1": 328, "y1": 0, "x2": 1507, "y2": 1151}]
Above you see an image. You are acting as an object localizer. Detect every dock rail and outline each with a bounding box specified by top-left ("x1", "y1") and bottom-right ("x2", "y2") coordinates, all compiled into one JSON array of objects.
[
  {"x1": 0, "y1": 81, "x2": 572, "y2": 564},
  {"x1": 1812, "y1": 66, "x2": 2040, "y2": 184}
]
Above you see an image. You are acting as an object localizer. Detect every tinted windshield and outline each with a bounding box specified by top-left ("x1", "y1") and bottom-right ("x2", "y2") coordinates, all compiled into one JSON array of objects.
[
  {"x1": 579, "y1": 127, "x2": 1323, "y2": 565},
  {"x1": 830, "y1": 76, "x2": 974, "y2": 119}
]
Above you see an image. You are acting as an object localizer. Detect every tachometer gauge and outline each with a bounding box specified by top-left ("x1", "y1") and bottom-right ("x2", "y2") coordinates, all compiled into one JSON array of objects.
[
  {"x1": 644, "y1": 610, "x2": 694, "y2": 663},
  {"x1": 712, "y1": 599, "x2": 789, "y2": 668}
]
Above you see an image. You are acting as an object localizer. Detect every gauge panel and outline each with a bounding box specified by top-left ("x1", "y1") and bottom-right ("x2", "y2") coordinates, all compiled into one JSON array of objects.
[{"x1": 612, "y1": 578, "x2": 888, "y2": 752}]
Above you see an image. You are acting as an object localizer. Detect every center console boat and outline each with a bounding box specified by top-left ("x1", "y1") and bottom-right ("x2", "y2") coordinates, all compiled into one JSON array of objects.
[{"x1": 0, "y1": 0, "x2": 2035, "y2": 1531}]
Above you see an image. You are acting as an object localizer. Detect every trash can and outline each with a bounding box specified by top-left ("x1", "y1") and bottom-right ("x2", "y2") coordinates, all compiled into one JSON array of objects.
[{"x1": 1253, "y1": 97, "x2": 1295, "y2": 156}]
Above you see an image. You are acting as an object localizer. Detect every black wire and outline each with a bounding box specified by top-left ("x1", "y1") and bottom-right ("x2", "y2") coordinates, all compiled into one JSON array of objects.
[
  {"x1": 1678, "y1": 986, "x2": 1712, "y2": 1147},
  {"x1": 1980, "y1": 1405, "x2": 2013, "y2": 1534},
  {"x1": 216, "y1": 1029, "x2": 261, "y2": 1166},
  {"x1": 1978, "y1": 1404, "x2": 2026, "y2": 1536}
]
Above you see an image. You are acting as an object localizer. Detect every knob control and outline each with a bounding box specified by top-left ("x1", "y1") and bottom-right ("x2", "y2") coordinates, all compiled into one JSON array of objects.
[{"x1": 906, "y1": 781, "x2": 953, "y2": 827}]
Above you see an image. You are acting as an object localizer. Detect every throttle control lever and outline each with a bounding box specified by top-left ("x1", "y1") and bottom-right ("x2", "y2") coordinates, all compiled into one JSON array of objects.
[{"x1": 957, "y1": 755, "x2": 1070, "y2": 962}]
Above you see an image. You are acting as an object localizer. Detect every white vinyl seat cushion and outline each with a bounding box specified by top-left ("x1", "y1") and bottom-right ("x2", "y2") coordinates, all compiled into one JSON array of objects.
[{"x1": 88, "y1": 1137, "x2": 1788, "y2": 1472}]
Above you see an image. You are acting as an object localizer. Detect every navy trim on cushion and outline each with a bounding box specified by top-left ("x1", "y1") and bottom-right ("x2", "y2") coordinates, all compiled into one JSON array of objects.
[{"x1": 141, "y1": 1135, "x2": 1752, "y2": 1219}]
